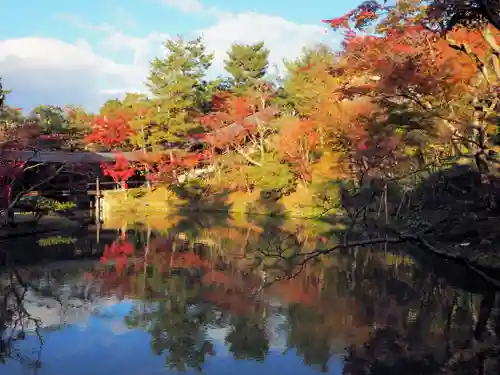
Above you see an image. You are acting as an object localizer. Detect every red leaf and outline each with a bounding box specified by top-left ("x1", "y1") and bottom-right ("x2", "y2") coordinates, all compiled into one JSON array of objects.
[
  {"x1": 85, "y1": 113, "x2": 134, "y2": 149},
  {"x1": 322, "y1": 15, "x2": 351, "y2": 30}
]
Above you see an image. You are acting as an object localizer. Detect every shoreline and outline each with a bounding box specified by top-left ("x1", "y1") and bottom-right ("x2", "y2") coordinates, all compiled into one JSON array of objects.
[{"x1": 2, "y1": 208, "x2": 499, "y2": 288}]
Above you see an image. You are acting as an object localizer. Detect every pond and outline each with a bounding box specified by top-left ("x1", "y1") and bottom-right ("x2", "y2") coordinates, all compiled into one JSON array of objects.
[{"x1": 0, "y1": 213, "x2": 499, "y2": 374}]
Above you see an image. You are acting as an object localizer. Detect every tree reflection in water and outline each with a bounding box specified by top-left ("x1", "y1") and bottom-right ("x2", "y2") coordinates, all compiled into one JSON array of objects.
[
  {"x1": 87, "y1": 218, "x2": 500, "y2": 374},
  {"x1": 0, "y1": 217, "x2": 499, "y2": 374},
  {"x1": 0, "y1": 261, "x2": 44, "y2": 368}
]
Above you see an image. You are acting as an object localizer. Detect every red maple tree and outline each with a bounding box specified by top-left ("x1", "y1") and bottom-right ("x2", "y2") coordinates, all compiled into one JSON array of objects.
[
  {"x1": 85, "y1": 113, "x2": 134, "y2": 150},
  {"x1": 137, "y1": 150, "x2": 210, "y2": 185},
  {"x1": 100, "y1": 152, "x2": 135, "y2": 189}
]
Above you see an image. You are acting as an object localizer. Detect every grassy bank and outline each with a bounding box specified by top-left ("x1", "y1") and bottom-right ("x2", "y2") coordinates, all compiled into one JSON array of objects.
[{"x1": 102, "y1": 184, "x2": 339, "y2": 220}]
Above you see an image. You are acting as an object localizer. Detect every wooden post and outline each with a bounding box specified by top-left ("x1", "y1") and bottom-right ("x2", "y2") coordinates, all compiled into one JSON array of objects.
[
  {"x1": 95, "y1": 176, "x2": 101, "y2": 223},
  {"x1": 384, "y1": 183, "x2": 389, "y2": 224},
  {"x1": 96, "y1": 219, "x2": 100, "y2": 246}
]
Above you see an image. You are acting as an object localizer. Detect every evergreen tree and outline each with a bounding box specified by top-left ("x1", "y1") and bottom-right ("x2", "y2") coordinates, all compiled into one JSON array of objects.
[
  {"x1": 64, "y1": 105, "x2": 93, "y2": 151},
  {"x1": 224, "y1": 42, "x2": 270, "y2": 95},
  {"x1": 147, "y1": 36, "x2": 213, "y2": 149},
  {"x1": 30, "y1": 105, "x2": 67, "y2": 133},
  {"x1": 121, "y1": 93, "x2": 154, "y2": 151},
  {"x1": 0, "y1": 80, "x2": 24, "y2": 125},
  {"x1": 99, "y1": 99, "x2": 124, "y2": 117}
]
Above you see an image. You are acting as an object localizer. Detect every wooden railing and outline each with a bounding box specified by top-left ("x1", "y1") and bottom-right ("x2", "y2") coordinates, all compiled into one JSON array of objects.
[{"x1": 23, "y1": 180, "x2": 156, "y2": 197}]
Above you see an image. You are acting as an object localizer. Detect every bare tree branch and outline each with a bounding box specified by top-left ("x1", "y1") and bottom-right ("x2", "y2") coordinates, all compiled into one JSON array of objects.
[{"x1": 1, "y1": 164, "x2": 66, "y2": 216}]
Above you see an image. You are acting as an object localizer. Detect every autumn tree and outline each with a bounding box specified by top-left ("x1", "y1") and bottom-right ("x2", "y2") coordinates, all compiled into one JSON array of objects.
[
  {"x1": 200, "y1": 92, "x2": 295, "y2": 194},
  {"x1": 0, "y1": 84, "x2": 40, "y2": 150},
  {"x1": 84, "y1": 112, "x2": 134, "y2": 151},
  {"x1": 224, "y1": 42, "x2": 270, "y2": 95},
  {"x1": 147, "y1": 37, "x2": 213, "y2": 149},
  {"x1": 101, "y1": 152, "x2": 135, "y2": 190},
  {"x1": 278, "y1": 44, "x2": 374, "y2": 194},
  {"x1": 322, "y1": 2, "x2": 499, "y2": 186},
  {"x1": 276, "y1": 116, "x2": 319, "y2": 183},
  {"x1": 136, "y1": 150, "x2": 209, "y2": 186},
  {"x1": 426, "y1": 0, "x2": 500, "y2": 31},
  {"x1": 280, "y1": 45, "x2": 348, "y2": 148},
  {"x1": 0, "y1": 97, "x2": 68, "y2": 225},
  {"x1": 202, "y1": 92, "x2": 279, "y2": 163},
  {"x1": 110, "y1": 93, "x2": 153, "y2": 152}
]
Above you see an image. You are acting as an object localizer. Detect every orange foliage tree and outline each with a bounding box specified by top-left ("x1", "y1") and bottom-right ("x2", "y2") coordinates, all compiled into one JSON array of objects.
[
  {"x1": 322, "y1": 1, "x2": 500, "y2": 185},
  {"x1": 276, "y1": 117, "x2": 319, "y2": 183}
]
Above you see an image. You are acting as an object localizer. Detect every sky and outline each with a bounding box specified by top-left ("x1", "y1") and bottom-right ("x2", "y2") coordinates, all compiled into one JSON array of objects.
[{"x1": 0, "y1": 0, "x2": 361, "y2": 111}]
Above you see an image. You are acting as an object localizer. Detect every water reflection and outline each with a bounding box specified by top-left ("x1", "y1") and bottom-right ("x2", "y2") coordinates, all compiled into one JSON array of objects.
[{"x1": 0, "y1": 216, "x2": 499, "y2": 374}]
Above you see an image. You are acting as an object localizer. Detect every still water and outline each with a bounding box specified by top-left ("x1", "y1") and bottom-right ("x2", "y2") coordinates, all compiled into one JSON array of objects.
[{"x1": 1, "y1": 214, "x2": 499, "y2": 374}]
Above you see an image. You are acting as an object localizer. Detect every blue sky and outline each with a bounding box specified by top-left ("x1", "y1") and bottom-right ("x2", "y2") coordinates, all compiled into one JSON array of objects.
[{"x1": 0, "y1": 0, "x2": 362, "y2": 111}]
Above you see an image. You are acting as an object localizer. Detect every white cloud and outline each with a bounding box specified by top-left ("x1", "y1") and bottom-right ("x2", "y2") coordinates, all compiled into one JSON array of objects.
[
  {"x1": 198, "y1": 11, "x2": 334, "y2": 77},
  {"x1": 0, "y1": 37, "x2": 148, "y2": 112},
  {"x1": 100, "y1": 30, "x2": 169, "y2": 65},
  {"x1": 0, "y1": 14, "x2": 169, "y2": 111}
]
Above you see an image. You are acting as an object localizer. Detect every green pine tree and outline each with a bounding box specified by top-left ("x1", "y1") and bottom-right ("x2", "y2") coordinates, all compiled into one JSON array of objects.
[
  {"x1": 99, "y1": 98, "x2": 124, "y2": 117},
  {"x1": 30, "y1": 105, "x2": 67, "y2": 133},
  {"x1": 224, "y1": 42, "x2": 270, "y2": 95},
  {"x1": 121, "y1": 93, "x2": 154, "y2": 151},
  {"x1": 147, "y1": 36, "x2": 213, "y2": 149},
  {"x1": 0, "y1": 80, "x2": 23, "y2": 125}
]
